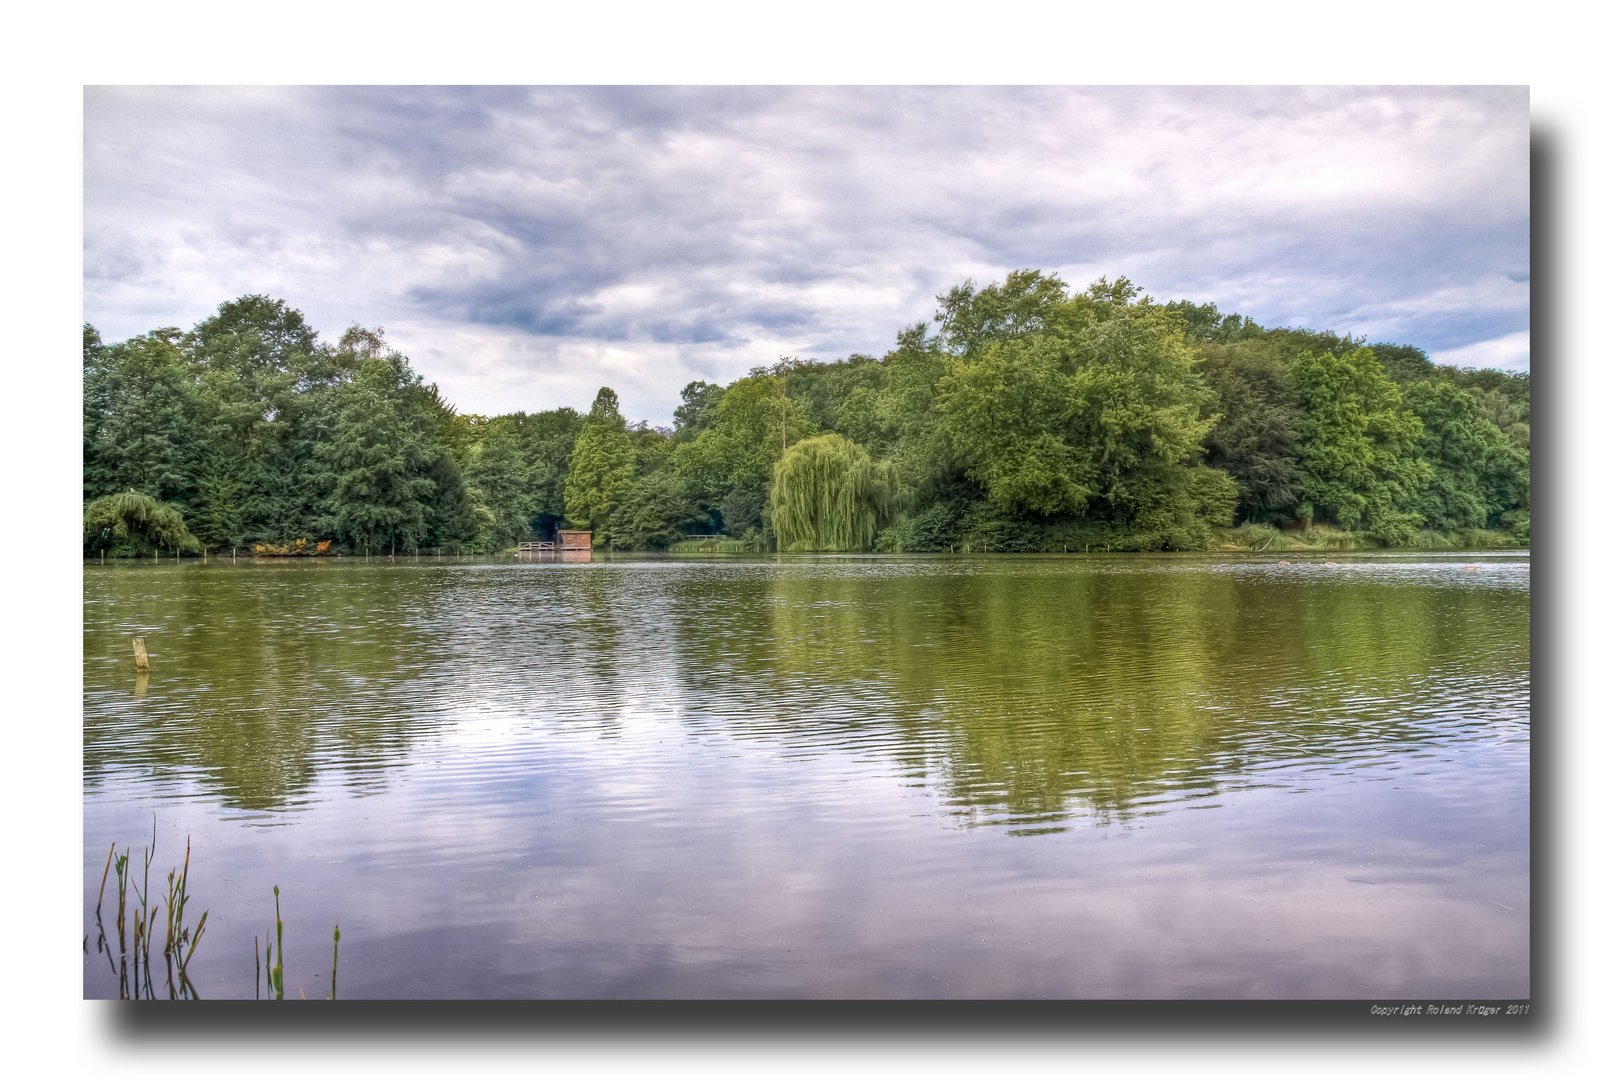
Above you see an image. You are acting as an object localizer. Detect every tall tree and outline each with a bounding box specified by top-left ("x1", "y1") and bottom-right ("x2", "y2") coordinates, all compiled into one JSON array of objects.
[
  {"x1": 464, "y1": 422, "x2": 533, "y2": 549},
  {"x1": 936, "y1": 337, "x2": 1090, "y2": 517},
  {"x1": 84, "y1": 328, "x2": 199, "y2": 505},
  {"x1": 564, "y1": 387, "x2": 635, "y2": 542},
  {"x1": 936, "y1": 290, "x2": 1225, "y2": 545},
  {"x1": 1165, "y1": 300, "x2": 1265, "y2": 344},
  {"x1": 1369, "y1": 342, "x2": 1438, "y2": 385},
  {"x1": 934, "y1": 269, "x2": 1072, "y2": 356},
  {"x1": 83, "y1": 324, "x2": 110, "y2": 503},
  {"x1": 671, "y1": 374, "x2": 816, "y2": 506},
  {"x1": 671, "y1": 381, "x2": 725, "y2": 442},
  {"x1": 185, "y1": 295, "x2": 320, "y2": 378},
  {"x1": 313, "y1": 355, "x2": 441, "y2": 553},
  {"x1": 1194, "y1": 342, "x2": 1303, "y2": 523}
]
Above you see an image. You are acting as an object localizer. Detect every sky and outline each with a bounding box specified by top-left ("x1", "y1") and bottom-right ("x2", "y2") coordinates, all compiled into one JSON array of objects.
[{"x1": 84, "y1": 84, "x2": 1528, "y2": 427}]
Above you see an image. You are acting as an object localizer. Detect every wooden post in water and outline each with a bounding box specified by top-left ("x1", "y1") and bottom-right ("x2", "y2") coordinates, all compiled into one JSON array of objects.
[{"x1": 132, "y1": 637, "x2": 150, "y2": 672}]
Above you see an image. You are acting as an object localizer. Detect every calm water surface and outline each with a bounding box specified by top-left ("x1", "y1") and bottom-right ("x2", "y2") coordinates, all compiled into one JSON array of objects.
[{"x1": 83, "y1": 551, "x2": 1530, "y2": 999}]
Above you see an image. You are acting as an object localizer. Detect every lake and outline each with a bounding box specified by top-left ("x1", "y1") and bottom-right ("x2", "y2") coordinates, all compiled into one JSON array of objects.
[{"x1": 83, "y1": 551, "x2": 1530, "y2": 999}]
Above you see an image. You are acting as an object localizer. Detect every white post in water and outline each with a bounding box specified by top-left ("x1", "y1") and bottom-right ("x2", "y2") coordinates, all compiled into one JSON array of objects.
[{"x1": 132, "y1": 637, "x2": 150, "y2": 672}]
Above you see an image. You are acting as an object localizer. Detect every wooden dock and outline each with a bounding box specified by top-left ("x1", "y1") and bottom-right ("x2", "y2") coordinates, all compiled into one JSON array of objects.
[{"x1": 517, "y1": 531, "x2": 591, "y2": 556}]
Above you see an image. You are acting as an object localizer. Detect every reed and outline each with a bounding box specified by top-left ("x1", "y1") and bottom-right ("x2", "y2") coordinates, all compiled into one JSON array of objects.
[
  {"x1": 88, "y1": 832, "x2": 341, "y2": 1001},
  {"x1": 271, "y1": 886, "x2": 284, "y2": 1000},
  {"x1": 89, "y1": 826, "x2": 208, "y2": 999},
  {"x1": 95, "y1": 843, "x2": 114, "y2": 920}
]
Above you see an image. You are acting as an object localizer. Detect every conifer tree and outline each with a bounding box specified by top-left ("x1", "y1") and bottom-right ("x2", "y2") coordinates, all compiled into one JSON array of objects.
[
  {"x1": 313, "y1": 355, "x2": 440, "y2": 552},
  {"x1": 564, "y1": 388, "x2": 635, "y2": 542}
]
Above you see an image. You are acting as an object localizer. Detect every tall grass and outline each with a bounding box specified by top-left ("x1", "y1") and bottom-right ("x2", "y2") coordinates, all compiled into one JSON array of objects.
[
  {"x1": 1223, "y1": 523, "x2": 1286, "y2": 550},
  {"x1": 669, "y1": 537, "x2": 764, "y2": 554},
  {"x1": 1379, "y1": 527, "x2": 1518, "y2": 551},
  {"x1": 1301, "y1": 526, "x2": 1357, "y2": 550},
  {"x1": 1216, "y1": 524, "x2": 1356, "y2": 551},
  {"x1": 1220, "y1": 524, "x2": 1523, "y2": 551}
]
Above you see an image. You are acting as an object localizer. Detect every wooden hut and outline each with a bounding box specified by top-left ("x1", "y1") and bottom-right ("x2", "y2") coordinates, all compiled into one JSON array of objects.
[{"x1": 558, "y1": 530, "x2": 592, "y2": 550}]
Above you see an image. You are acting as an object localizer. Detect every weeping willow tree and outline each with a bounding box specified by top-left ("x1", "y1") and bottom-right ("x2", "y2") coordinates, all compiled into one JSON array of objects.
[
  {"x1": 85, "y1": 490, "x2": 202, "y2": 556},
  {"x1": 770, "y1": 434, "x2": 903, "y2": 551}
]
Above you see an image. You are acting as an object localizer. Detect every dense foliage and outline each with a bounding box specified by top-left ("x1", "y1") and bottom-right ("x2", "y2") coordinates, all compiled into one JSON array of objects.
[{"x1": 84, "y1": 277, "x2": 1530, "y2": 555}]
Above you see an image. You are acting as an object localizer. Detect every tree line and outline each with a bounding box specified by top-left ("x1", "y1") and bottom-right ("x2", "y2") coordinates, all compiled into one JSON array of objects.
[{"x1": 83, "y1": 273, "x2": 1529, "y2": 556}]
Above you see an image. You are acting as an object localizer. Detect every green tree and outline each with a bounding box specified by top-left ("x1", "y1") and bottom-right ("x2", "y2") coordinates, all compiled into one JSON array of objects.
[
  {"x1": 85, "y1": 329, "x2": 199, "y2": 505},
  {"x1": 189, "y1": 442, "x2": 251, "y2": 551},
  {"x1": 1293, "y1": 347, "x2": 1430, "y2": 543},
  {"x1": 935, "y1": 289, "x2": 1224, "y2": 546},
  {"x1": 313, "y1": 355, "x2": 442, "y2": 553},
  {"x1": 609, "y1": 470, "x2": 704, "y2": 549},
  {"x1": 936, "y1": 338, "x2": 1090, "y2": 516},
  {"x1": 1062, "y1": 302, "x2": 1228, "y2": 545},
  {"x1": 1369, "y1": 342, "x2": 1437, "y2": 385},
  {"x1": 770, "y1": 434, "x2": 903, "y2": 551},
  {"x1": 564, "y1": 388, "x2": 635, "y2": 542},
  {"x1": 934, "y1": 268, "x2": 1072, "y2": 356},
  {"x1": 671, "y1": 381, "x2": 725, "y2": 442},
  {"x1": 83, "y1": 324, "x2": 112, "y2": 502},
  {"x1": 464, "y1": 422, "x2": 534, "y2": 549},
  {"x1": 1165, "y1": 300, "x2": 1265, "y2": 344},
  {"x1": 1467, "y1": 386, "x2": 1531, "y2": 450},
  {"x1": 671, "y1": 373, "x2": 817, "y2": 506},
  {"x1": 1402, "y1": 380, "x2": 1529, "y2": 530},
  {"x1": 1194, "y1": 342, "x2": 1303, "y2": 522},
  {"x1": 185, "y1": 295, "x2": 320, "y2": 376}
]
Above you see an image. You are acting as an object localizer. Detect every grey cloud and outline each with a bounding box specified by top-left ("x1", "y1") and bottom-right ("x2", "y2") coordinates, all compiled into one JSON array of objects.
[{"x1": 84, "y1": 85, "x2": 1528, "y2": 422}]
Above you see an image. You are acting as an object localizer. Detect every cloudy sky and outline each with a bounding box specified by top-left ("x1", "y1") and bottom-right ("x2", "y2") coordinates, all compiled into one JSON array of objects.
[{"x1": 84, "y1": 85, "x2": 1528, "y2": 426}]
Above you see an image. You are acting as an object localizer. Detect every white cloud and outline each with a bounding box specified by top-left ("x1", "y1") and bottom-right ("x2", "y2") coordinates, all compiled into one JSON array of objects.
[{"x1": 1428, "y1": 331, "x2": 1532, "y2": 373}]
